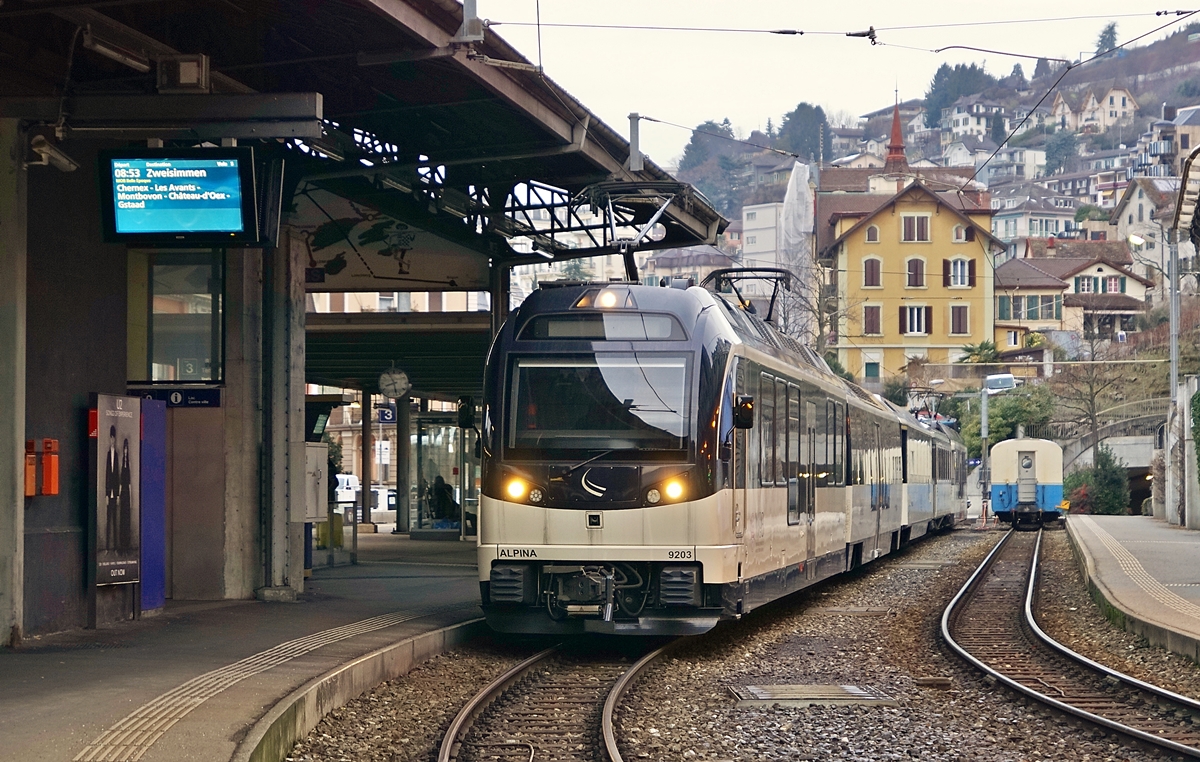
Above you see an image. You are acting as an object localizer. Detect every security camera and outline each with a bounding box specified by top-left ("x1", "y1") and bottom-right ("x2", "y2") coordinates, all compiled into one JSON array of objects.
[{"x1": 28, "y1": 135, "x2": 79, "y2": 172}]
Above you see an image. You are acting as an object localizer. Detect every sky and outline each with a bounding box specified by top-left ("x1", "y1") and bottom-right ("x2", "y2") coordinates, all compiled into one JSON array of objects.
[{"x1": 479, "y1": 2, "x2": 1197, "y2": 168}]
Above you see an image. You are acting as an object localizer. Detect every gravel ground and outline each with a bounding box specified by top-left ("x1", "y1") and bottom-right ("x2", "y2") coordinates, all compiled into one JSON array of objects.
[
  {"x1": 615, "y1": 528, "x2": 1171, "y2": 762},
  {"x1": 1037, "y1": 529, "x2": 1200, "y2": 701},
  {"x1": 287, "y1": 640, "x2": 529, "y2": 762}
]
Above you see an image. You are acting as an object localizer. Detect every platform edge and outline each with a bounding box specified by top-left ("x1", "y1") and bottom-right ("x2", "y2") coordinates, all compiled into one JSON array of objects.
[
  {"x1": 231, "y1": 617, "x2": 487, "y2": 762},
  {"x1": 1066, "y1": 518, "x2": 1200, "y2": 665}
]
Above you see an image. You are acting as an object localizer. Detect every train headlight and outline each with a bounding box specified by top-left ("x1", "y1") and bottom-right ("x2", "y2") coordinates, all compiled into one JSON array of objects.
[
  {"x1": 646, "y1": 488, "x2": 662, "y2": 504},
  {"x1": 529, "y1": 488, "x2": 544, "y2": 504},
  {"x1": 665, "y1": 480, "x2": 685, "y2": 501},
  {"x1": 597, "y1": 289, "x2": 619, "y2": 308},
  {"x1": 506, "y1": 479, "x2": 527, "y2": 500}
]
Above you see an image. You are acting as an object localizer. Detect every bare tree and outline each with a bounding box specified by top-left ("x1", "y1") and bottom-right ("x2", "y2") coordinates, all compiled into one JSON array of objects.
[
  {"x1": 1047, "y1": 319, "x2": 1131, "y2": 443},
  {"x1": 773, "y1": 263, "x2": 863, "y2": 357}
]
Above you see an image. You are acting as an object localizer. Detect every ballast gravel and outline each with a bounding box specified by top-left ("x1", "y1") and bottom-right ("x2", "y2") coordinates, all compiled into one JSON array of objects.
[
  {"x1": 615, "y1": 528, "x2": 1172, "y2": 761},
  {"x1": 286, "y1": 641, "x2": 527, "y2": 762},
  {"x1": 289, "y1": 526, "x2": 1200, "y2": 762}
]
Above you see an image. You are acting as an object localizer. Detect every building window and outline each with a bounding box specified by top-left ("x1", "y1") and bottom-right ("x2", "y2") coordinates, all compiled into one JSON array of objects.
[
  {"x1": 952, "y1": 224, "x2": 966, "y2": 242},
  {"x1": 1122, "y1": 96, "x2": 1127, "y2": 107},
  {"x1": 1007, "y1": 330, "x2": 1019, "y2": 347},
  {"x1": 863, "y1": 305, "x2": 881, "y2": 335},
  {"x1": 1138, "y1": 204, "x2": 1143, "y2": 222},
  {"x1": 1105, "y1": 275, "x2": 1121, "y2": 293},
  {"x1": 865, "y1": 225, "x2": 879, "y2": 243},
  {"x1": 746, "y1": 235, "x2": 757, "y2": 245},
  {"x1": 906, "y1": 258, "x2": 925, "y2": 287},
  {"x1": 378, "y1": 293, "x2": 395, "y2": 311},
  {"x1": 1078, "y1": 277, "x2": 1094, "y2": 293},
  {"x1": 949, "y1": 258, "x2": 972, "y2": 287},
  {"x1": 951, "y1": 305, "x2": 969, "y2": 335},
  {"x1": 746, "y1": 211, "x2": 757, "y2": 221},
  {"x1": 863, "y1": 258, "x2": 882, "y2": 287},
  {"x1": 864, "y1": 361, "x2": 880, "y2": 378},
  {"x1": 1041, "y1": 294, "x2": 1056, "y2": 319},
  {"x1": 1184, "y1": 134, "x2": 1191, "y2": 150},
  {"x1": 902, "y1": 215, "x2": 930, "y2": 242},
  {"x1": 902, "y1": 305, "x2": 929, "y2": 335}
]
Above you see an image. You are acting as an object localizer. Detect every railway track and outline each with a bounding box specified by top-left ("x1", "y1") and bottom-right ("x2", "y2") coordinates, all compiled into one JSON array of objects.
[
  {"x1": 944, "y1": 529, "x2": 1200, "y2": 758},
  {"x1": 437, "y1": 641, "x2": 670, "y2": 762}
]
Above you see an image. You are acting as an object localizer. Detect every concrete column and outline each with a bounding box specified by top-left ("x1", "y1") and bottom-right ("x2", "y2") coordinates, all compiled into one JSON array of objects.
[
  {"x1": 258, "y1": 226, "x2": 306, "y2": 600},
  {"x1": 361, "y1": 392, "x2": 372, "y2": 527},
  {"x1": 394, "y1": 395, "x2": 410, "y2": 533},
  {"x1": 223, "y1": 247, "x2": 263, "y2": 598},
  {"x1": 0, "y1": 120, "x2": 26, "y2": 645}
]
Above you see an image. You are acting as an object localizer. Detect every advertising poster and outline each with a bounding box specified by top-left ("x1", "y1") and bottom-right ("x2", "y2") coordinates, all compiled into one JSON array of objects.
[{"x1": 95, "y1": 394, "x2": 141, "y2": 585}]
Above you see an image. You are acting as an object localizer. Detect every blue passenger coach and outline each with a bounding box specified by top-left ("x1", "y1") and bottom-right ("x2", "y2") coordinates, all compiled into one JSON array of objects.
[{"x1": 989, "y1": 438, "x2": 1064, "y2": 527}]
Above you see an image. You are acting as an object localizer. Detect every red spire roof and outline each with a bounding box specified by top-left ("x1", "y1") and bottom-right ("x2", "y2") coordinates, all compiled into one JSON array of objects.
[{"x1": 884, "y1": 100, "x2": 908, "y2": 174}]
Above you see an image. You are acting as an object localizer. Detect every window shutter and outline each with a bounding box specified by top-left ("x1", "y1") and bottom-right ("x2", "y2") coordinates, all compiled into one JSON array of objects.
[
  {"x1": 965, "y1": 226, "x2": 975, "y2": 242},
  {"x1": 1093, "y1": 277, "x2": 1100, "y2": 293},
  {"x1": 1100, "y1": 277, "x2": 1108, "y2": 293},
  {"x1": 968, "y1": 259, "x2": 977, "y2": 287},
  {"x1": 1074, "y1": 276, "x2": 1080, "y2": 292},
  {"x1": 1055, "y1": 294, "x2": 1062, "y2": 320},
  {"x1": 1120, "y1": 276, "x2": 1127, "y2": 293},
  {"x1": 925, "y1": 306, "x2": 933, "y2": 334},
  {"x1": 899, "y1": 306, "x2": 907, "y2": 334},
  {"x1": 999, "y1": 296, "x2": 1010, "y2": 320},
  {"x1": 943, "y1": 259, "x2": 951, "y2": 288}
]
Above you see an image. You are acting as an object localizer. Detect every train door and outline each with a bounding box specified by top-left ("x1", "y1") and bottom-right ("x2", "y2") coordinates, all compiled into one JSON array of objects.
[
  {"x1": 1017, "y1": 451, "x2": 1037, "y2": 504},
  {"x1": 804, "y1": 399, "x2": 817, "y2": 571},
  {"x1": 732, "y1": 361, "x2": 746, "y2": 539},
  {"x1": 873, "y1": 423, "x2": 884, "y2": 549}
]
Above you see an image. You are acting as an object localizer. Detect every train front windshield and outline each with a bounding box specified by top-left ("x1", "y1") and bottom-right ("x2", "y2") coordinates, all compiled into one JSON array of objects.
[{"x1": 507, "y1": 354, "x2": 691, "y2": 455}]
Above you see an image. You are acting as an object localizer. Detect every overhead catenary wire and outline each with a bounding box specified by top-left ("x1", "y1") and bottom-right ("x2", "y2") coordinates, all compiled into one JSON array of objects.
[{"x1": 638, "y1": 115, "x2": 801, "y2": 159}]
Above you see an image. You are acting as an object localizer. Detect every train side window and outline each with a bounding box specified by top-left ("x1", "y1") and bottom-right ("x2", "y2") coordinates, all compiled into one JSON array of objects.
[
  {"x1": 816, "y1": 398, "x2": 829, "y2": 487},
  {"x1": 787, "y1": 385, "x2": 800, "y2": 524},
  {"x1": 775, "y1": 378, "x2": 787, "y2": 485},
  {"x1": 759, "y1": 373, "x2": 775, "y2": 485},
  {"x1": 834, "y1": 403, "x2": 845, "y2": 486},
  {"x1": 734, "y1": 361, "x2": 746, "y2": 491}
]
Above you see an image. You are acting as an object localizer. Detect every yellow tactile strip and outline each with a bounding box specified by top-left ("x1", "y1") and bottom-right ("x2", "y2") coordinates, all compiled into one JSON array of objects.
[
  {"x1": 1076, "y1": 516, "x2": 1200, "y2": 622},
  {"x1": 73, "y1": 609, "x2": 429, "y2": 762}
]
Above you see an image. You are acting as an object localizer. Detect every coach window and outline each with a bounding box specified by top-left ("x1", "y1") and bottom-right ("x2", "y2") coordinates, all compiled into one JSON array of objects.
[
  {"x1": 129, "y1": 250, "x2": 225, "y2": 383},
  {"x1": 833, "y1": 402, "x2": 845, "y2": 485},
  {"x1": 774, "y1": 377, "x2": 787, "y2": 485},
  {"x1": 759, "y1": 373, "x2": 775, "y2": 485}
]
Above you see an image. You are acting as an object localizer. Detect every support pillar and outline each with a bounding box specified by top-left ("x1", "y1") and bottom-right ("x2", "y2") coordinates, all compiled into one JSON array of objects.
[
  {"x1": 360, "y1": 392, "x2": 373, "y2": 529},
  {"x1": 258, "y1": 226, "x2": 305, "y2": 601},
  {"x1": 490, "y1": 261, "x2": 510, "y2": 337},
  {"x1": 394, "y1": 395, "x2": 410, "y2": 533},
  {"x1": 0, "y1": 120, "x2": 26, "y2": 645}
]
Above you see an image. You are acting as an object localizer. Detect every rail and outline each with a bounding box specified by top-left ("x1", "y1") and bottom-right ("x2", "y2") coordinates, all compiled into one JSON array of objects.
[{"x1": 943, "y1": 530, "x2": 1200, "y2": 758}]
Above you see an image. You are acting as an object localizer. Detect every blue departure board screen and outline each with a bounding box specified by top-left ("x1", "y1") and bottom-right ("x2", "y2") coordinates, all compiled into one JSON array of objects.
[
  {"x1": 99, "y1": 148, "x2": 259, "y2": 245},
  {"x1": 110, "y1": 157, "x2": 244, "y2": 233}
]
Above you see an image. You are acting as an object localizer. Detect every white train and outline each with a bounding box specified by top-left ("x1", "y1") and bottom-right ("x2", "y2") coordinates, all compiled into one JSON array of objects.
[{"x1": 477, "y1": 273, "x2": 967, "y2": 635}]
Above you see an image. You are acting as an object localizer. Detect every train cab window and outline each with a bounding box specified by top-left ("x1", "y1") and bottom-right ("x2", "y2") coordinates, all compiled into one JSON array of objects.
[
  {"x1": 775, "y1": 378, "x2": 788, "y2": 485},
  {"x1": 759, "y1": 373, "x2": 775, "y2": 485}
]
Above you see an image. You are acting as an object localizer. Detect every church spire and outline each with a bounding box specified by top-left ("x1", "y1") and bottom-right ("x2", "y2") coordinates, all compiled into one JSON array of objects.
[{"x1": 884, "y1": 98, "x2": 908, "y2": 174}]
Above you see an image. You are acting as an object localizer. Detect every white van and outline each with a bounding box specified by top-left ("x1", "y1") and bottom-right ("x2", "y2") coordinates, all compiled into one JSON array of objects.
[{"x1": 335, "y1": 474, "x2": 360, "y2": 504}]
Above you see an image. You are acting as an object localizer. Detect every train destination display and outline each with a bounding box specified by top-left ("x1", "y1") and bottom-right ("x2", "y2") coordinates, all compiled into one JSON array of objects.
[
  {"x1": 111, "y1": 157, "x2": 243, "y2": 232},
  {"x1": 99, "y1": 148, "x2": 258, "y2": 244}
]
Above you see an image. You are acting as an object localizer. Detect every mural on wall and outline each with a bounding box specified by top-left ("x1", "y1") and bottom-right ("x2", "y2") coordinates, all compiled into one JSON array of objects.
[{"x1": 292, "y1": 186, "x2": 491, "y2": 292}]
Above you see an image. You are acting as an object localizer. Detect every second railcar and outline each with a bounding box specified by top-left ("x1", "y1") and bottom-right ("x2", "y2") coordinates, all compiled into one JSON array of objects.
[{"x1": 989, "y1": 438, "x2": 1065, "y2": 527}]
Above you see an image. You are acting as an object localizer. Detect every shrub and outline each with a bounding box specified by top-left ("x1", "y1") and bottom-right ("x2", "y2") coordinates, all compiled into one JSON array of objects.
[{"x1": 1065, "y1": 444, "x2": 1130, "y2": 515}]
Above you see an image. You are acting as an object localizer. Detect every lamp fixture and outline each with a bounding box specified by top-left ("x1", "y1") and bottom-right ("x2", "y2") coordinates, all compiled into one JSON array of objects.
[{"x1": 82, "y1": 25, "x2": 151, "y2": 73}]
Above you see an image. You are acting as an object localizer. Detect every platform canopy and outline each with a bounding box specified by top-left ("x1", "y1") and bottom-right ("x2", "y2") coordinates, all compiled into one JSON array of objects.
[{"x1": 1, "y1": 0, "x2": 724, "y2": 293}]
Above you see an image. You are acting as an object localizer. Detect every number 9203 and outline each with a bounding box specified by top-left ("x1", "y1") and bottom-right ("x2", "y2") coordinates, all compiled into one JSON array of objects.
[{"x1": 667, "y1": 549, "x2": 693, "y2": 560}]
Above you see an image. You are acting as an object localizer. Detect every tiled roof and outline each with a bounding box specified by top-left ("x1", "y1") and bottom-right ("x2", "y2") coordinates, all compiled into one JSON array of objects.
[
  {"x1": 814, "y1": 194, "x2": 885, "y2": 253},
  {"x1": 1024, "y1": 239, "x2": 1134, "y2": 265},
  {"x1": 817, "y1": 166, "x2": 977, "y2": 193},
  {"x1": 995, "y1": 258, "x2": 1067, "y2": 289},
  {"x1": 1063, "y1": 293, "x2": 1147, "y2": 311}
]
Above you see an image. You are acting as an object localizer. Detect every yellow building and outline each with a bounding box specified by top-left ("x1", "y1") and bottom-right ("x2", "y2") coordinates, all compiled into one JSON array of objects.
[{"x1": 819, "y1": 182, "x2": 1005, "y2": 383}]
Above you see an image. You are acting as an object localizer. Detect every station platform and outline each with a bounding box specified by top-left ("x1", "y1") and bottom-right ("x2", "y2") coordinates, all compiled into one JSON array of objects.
[
  {"x1": 0, "y1": 534, "x2": 482, "y2": 762},
  {"x1": 1067, "y1": 514, "x2": 1200, "y2": 663}
]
